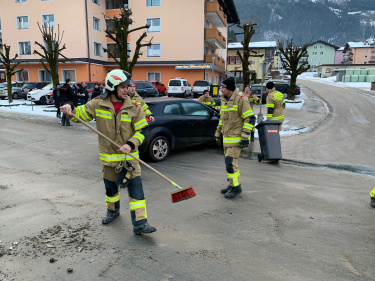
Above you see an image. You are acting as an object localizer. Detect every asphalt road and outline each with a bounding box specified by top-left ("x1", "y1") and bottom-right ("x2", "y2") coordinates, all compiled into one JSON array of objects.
[{"x1": 0, "y1": 81, "x2": 375, "y2": 281}]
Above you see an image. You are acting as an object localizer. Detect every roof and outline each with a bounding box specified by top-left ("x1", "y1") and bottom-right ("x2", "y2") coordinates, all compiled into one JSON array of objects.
[
  {"x1": 217, "y1": 0, "x2": 240, "y2": 24},
  {"x1": 343, "y1": 40, "x2": 375, "y2": 52},
  {"x1": 307, "y1": 40, "x2": 340, "y2": 50},
  {"x1": 228, "y1": 41, "x2": 278, "y2": 49}
]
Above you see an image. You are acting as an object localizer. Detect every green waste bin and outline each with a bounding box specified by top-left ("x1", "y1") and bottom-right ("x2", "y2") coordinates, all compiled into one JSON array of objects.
[{"x1": 210, "y1": 84, "x2": 219, "y2": 97}]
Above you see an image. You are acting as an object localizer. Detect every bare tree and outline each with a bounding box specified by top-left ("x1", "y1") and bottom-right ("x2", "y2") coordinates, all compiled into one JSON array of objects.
[
  {"x1": 235, "y1": 20, "x2": 263, "y2": 90},
  {"x1": 278, "y1": 38, "x2": 311, "y2": 100},
  {"x1": 0, "y1": 44, "x2": 24, "y2": 103},
  {"x1": 103, "y1": 8, "x2": 152, "y2": 74},
  {"x1": 33, "y1": 23, "x2": 72, "y2": 88}
]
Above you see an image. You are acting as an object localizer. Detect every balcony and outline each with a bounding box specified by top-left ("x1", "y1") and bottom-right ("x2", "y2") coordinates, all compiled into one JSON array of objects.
[
  {"x1": 205, "y1": 28, "x2": 226, "y2": 49},
  {"x1": 204, "y1": 54, "x2": 225, "y2": 69},
  {"x1": 206, "y1": 1, "x2": 227, "y2": 28}
]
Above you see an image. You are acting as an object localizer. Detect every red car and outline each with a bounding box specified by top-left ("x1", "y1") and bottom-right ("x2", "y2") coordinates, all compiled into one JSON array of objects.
[{"x1": 150, "y1": 81, "x2": 166, "y2": 96}]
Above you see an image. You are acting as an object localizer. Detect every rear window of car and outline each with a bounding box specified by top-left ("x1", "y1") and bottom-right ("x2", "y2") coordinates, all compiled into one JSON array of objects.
[
  {"x1": 193, "y1": 81, "x2": 209, "y2": 86},
  {"x1": 143, "y1": 82, "x2": 154, "y2": 89},
  {"x1": 135, "y1": 82, "x2": 143, "y2": 89},
  {"x1": 23, "y1": 83, "x2": 36, "y2": 88},
  {"x1": 250, "y1": 86, "x2": 262, "y2": 91},
  {"x1": 169, "y1": 80, "x2": 181, "y2": 86}
]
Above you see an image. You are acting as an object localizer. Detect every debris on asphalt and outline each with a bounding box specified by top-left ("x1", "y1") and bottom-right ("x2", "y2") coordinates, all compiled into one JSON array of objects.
[
  {"x1": 67, "y1": 268, "x2": 73, "y2": 273},
  {"x1": 49, "y1": 258, "x2": 57, "y2": 263}
]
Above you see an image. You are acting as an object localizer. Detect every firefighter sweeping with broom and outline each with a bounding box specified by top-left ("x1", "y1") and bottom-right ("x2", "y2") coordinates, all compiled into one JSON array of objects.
[
  {"x1": 215, "y1": 77, "x2": 256, "y2": 198},
  {"x1": 60, "y1": 69, "x2": 157, "y2": 235}
]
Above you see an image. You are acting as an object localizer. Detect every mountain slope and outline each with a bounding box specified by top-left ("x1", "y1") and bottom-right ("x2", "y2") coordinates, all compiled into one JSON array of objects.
[{"x1": 232, "y1": 0, "x2": 375, "y2": 46}]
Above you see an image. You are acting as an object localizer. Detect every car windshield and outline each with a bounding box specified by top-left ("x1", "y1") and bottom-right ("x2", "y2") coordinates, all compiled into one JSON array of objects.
[
  {"x1": 24, "y1": 83, "x2": 35, "y2": 88},
  {"x1": 0, "y1": 83, "x2": 7, "y2": 88},
  {"x1": 251, "y1": 86, "x2": 262, "y2": 91},
  {"x1": 169, "y1": 80, "x2": 181, "y2": 86},
  {"x1": 42, "y1": 83, "x2": 53, "y2": 90},
  {"x1": 193, "y1": 81, "x2": 208, "y2": 86}
]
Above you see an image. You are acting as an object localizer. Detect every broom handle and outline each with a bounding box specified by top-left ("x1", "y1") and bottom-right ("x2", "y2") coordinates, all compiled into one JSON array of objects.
[{"x1": 72, "y1": 114, "x2": 182, "y2": 188}]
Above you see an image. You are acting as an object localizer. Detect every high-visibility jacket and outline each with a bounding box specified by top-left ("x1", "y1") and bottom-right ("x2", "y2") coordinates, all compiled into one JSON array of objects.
[
  {"x1": 129, "y1": 91, "x2": 153, "y2": 118},
  {"x1": 69, "y1": 95, "x2": 148, "y2": 167},
  {"x1": 247, "y1": 94, "x2": 260, "y2": 110},
  {"x1": 215, "y1": 90, "x2": 256, "y2": 148},
  {"x1": 198, "y1": 95, "x2": 215, "y2": 108},
  {"x1": 266, "y1": 88, "x2": 285, "y2": 123}
]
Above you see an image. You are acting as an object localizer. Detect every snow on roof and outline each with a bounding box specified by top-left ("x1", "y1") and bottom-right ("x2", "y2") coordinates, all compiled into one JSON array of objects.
[
  {"x1": 347, "y1": 40, "x2": 375, "y2": 48},
  {"x1": 337, "y1": 47, "x2": 344, "y2": 51},
  {"x1": 228, "y1": 41, "x2": 277, "y2": 49}
]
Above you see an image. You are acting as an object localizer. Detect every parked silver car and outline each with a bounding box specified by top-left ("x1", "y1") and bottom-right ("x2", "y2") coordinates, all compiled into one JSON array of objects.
[{"x1": 0, "y1": 82, "x2": 25, "y2": 99}]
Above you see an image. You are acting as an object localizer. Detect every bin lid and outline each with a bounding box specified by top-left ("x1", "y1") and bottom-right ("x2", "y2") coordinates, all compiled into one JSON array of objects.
[{"x1": 255, "y1": 120, "x2": 282, "y2": 128}]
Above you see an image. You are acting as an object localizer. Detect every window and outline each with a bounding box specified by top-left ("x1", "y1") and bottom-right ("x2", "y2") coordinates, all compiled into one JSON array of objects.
[
  {"x1": 17, "y1": 16, "x2": 29, "y2": 29},
  {"x1": 320, "y1": 52, "x2": 324, "y2": 55},
  {"x1": 365, "y1": 55, "x2": 368, "y2": 59},
  {"x1": 205, "y1": 19, "x2": 210, "y2": 28},
  {"x1": 365, "y1": 49, "x2": 368, "y2": 53},
  {"x1": 235, "y1": 56, "x2": 241, "y2": 64},
  {"x1": 18, "y1": 41, "x2": 31, "y2": 55},
  {"x1": 312, "y1": 52, "x2": 317, "y2": 55},
  {"x1": 94, "y1": 42, "x2": 103, "y2": 56},
  {"x1": 92, "y1": 0, "x2": 100, "y2": 5},
  {"x1": 311, "y1": 64, "x2": 316, "y2": 69},
  {"x1": 147, "y1": 44, "x2": 160, "y2": 57},
  {"x1": 15, "y1": 0, "x2": 27, "y2": 3},
  {"x1": 106, "y1": 0, "x2": 128, "y2": 9},
  {"x1": 62, "y1": 70, "x2": 76, "y2": 82},
  {"x1": 313, "y1": 46, "x2": 317, "y2": 49},
  {"x1": 16, "y1": 69, "x2": 29, "y2": 82},
  {"x1": 107, "y1": 43, "x2": 119, "y2": 58},
  {"x1": 181, "y1": 102, "x2": 210, "y2": 116},
  {"x1": 105, "y1": 19, "x2": 115, "y2": 33},
  {"x1": 93, "y1": 16, "x2": 101, "y2": 31},
  {"x1": 205, "y1": 72, "x2": 209, "y2": 81},
  {"x1": 42, "y1": 14, "x2": 55, "y2": 27},
  {"x1": 146, "y1": 0, "x2": 160, "y2": 6},
  {"x1": 163, "y1": 104, "x2": 182, "y2": 115},
  {"x1": 146, "y1": 18, "x2": 160, "y2": 32},
  {"x1": 230, "y1": 57, "x2": 235, "y2": 64},
  {"x1": 39, "y1": 69, "x2": 52, "y2": 82},
  {"x1": 320, "y1": 45, "x2": 323, "y2": 48},
  {"x1": 312, "y1": 58, "x2": 316, "y2": 62},
  {"x1": 148, "y1": 72, "x2": 160, "y2": 81}
]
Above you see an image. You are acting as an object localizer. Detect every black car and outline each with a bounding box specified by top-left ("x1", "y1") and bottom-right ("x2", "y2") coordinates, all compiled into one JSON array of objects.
[
  {"x1": 135, "y1": 80, "x2": 159, "y2": 98},
  {"x1": 140, "y1": 99, "x2": 220, "y2": 162},
  {"x1": 21, "y1": 82, "x2": 49, "y2": 99}
]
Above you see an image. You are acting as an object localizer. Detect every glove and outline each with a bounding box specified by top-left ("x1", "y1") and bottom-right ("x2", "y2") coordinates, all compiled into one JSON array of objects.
[
  {"x1": 215, "y1": 136, "x2": 221, "y2": 146},
  {"x1": 240, "y1": 139, "x2": 249, "y2": 148},
  {"x1": 115, "y1": 161, "x2": 135, "y2": 189}
]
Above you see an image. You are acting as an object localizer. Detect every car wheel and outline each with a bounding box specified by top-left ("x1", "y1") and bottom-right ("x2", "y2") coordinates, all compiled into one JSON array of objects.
[
  {"x1": 40, "y1": 96, "x2": 47, "y2": 105},
  {"x1": 12, "y1": 93, "x2": 19, "y2": 99},
  {"x1": 149, "y1": 136, "x2": 170, "y2": 162},
  {"x1": 168, "y1": 94, "x2": 171, "y2": 97}
]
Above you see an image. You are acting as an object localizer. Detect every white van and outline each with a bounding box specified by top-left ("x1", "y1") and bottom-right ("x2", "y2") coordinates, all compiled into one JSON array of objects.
[{"x1": 167, "y1": 78, "x2": 192, "y2": 98}]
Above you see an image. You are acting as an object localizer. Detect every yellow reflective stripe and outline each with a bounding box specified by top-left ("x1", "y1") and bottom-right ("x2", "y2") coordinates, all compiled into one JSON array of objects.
[
  {"x1": 266, "y1": 104, "x2": 274, "y2": 108},
  {"x1": 121, "y1": 113, "x2": 131, "y2": 122},
  {"x1": 129, "y1": 200, "x2": 146, "y2": 209},
  {"x1": 370, "y1": 187, "x2": 375, "y2": 197},
  {"x1": 132, "y1": 99, "x2": 139, "y2": 105},
  {"x1": 99, "y1": 151, "x2": 139, "y2": 162},
  {"x1": 142, "y1": 104, "x2": 148, "y2": 110},
  {"x1": 95, "y1": 109, "x2": 113, "y2": 119},
  {"x1": 223, "y1": 137, "x2": 241, "y2": 143},
  {"x1": 272, "y1": 115, "x2": 284, "y2": 120},
  {"x1": 218, "y1": 120, "x2": 223, "y2": 125},
  {"x1": 134, "y1": 119, "x2": 148, "y2": 130},
  {"x1": 242, "y1": 110, "x2": 254, "y2": 118},
  {"x1": 267, "y1": 114, "x2": 273, "y2": 118},
  {"x1": 106, "y1": 194, "x2": 120, "y2": 203},
  {"x1": 221, "y1": 105, "x2": 238, "y2": 111},
  {"x1": 133, "y1": 132, "x2": 145, "y2": 143},
  {"x1": 241, "y1": 133, "x2": 249, "y2": 138},
  {"x1": 77, "y1": 105, "x2": 92, "y2": 122},
  {"x1": 273, "y1": 92, "x2": 284, "y2": 101},
  {"x1": 227, "y1": 171, "x2": 240, "y2": 186},
  {"x1": 70, "y1": 116, "x2": 78, "y2": 122},
  {"x1": 243, "y1": 123, "x2": 254, "y2": 130},
  {"x1": 144, "y1": 109, "x2": 151, "y2": 115}
]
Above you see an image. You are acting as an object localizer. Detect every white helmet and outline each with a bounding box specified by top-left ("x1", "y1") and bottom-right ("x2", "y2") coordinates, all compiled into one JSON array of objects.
[{"x1": 105, "y1": 69, "x2": 132, "y2": 91}]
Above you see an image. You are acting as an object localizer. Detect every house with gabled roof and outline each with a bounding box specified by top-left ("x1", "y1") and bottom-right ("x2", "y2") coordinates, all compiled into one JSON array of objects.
[{"x1": 306, "y1": 40, "x2": 339, "y2": 72}]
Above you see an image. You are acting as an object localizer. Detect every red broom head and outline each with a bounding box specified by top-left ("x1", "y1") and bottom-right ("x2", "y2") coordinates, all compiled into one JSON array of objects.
[{"x1": 171, "y1": 186, "x2": 196, "y2": 203}]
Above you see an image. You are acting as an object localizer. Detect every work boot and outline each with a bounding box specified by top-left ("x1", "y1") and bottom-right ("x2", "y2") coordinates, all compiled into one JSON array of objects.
[
  {"x1": 133, "y1": 222, "x2": 157, "y2": 235},
  {"x1": 220, "y1": 185, "x2": 230, "y2": 194},
  {"x1": 102, "y1": 210, "x2": 119, "y2": 224},
  {"x1": 224, "y1": 185, "x2": 242, "y2": 199},
  {"x1": 250, "y1": 132, "x2": 255, "y2": 142},
  {"x1": 371, "y1": 197, "x2": 375, "y2": 208}
]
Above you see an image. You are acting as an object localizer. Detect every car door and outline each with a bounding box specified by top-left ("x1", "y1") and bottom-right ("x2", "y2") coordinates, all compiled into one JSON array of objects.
[
  {"x1": 180, "y1": 101, "x2": 218, "y2": 145},
  {"x1": 160, "y1": 102, "x2": 188, "y2": 148},
  {"x1": 144, "y1": 82, "x2": 157, "y2": 97}
]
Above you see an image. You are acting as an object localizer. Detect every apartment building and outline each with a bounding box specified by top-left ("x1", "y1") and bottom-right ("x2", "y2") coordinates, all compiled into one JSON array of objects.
[
  {"x1": 227, "y1": 41, "x2": 277, "y2": 84},
  {"x1": 343, "y1": 40, "x2": 375, "y2": 65},
  {"x1": 0, "y1": 0, "x2": 239, "y2": 86},
  {"x1": 306, "y1": 40, "x2": 339, "y2": 72}
]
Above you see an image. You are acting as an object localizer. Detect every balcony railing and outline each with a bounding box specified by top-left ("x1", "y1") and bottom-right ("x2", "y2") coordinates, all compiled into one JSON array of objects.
[
  {"x1": 206, "y1": 1, "x2": 227, "y2": 28},
  {"x1": 204, "y1": 54, "x2": 225, "y2": 69},
  {"x1": 205, "y1": 28, "x2": 226, "y2": 49}
]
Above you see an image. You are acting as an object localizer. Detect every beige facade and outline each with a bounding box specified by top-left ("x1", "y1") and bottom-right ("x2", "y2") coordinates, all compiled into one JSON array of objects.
[
  {"x1": 0, "y1": 0, "x2": 239, "y2": 87},
  {"x1": 343, "y1": 41, "x2": 375, "y2": 65}
]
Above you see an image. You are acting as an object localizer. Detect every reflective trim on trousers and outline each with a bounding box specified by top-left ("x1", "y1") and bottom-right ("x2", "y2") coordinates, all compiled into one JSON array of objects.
[
  {"x1": 106, "y1": 194, "x2": 120, "y2": 203},
  {"x1": 228, "y1": 171, "x2": 240, "y2": 187}
]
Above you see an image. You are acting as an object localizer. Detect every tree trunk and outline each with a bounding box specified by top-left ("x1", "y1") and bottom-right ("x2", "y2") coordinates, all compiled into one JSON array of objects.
[{"x1": 6, "y1": 73, "x2": 13, "y2": 104}]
